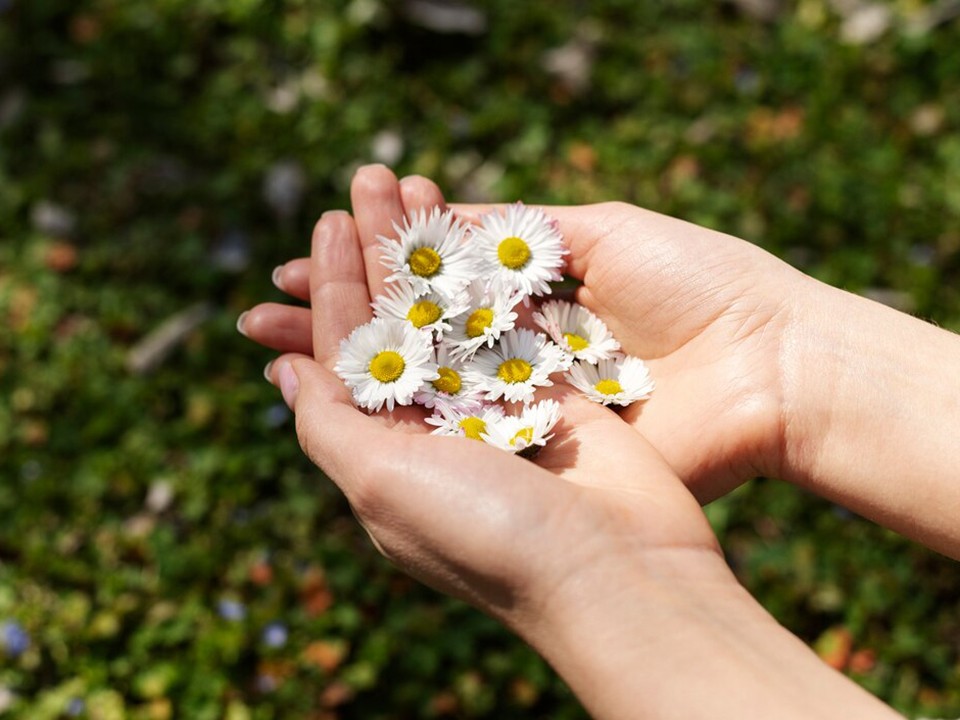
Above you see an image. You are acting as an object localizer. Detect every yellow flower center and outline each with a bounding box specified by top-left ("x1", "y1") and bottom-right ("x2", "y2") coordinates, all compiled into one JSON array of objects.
[
  {"x1": 563, "y1": 332, "x2": 589, "y2": 352},
  {"x1": 511, "y1": 427, "x2": 534, "y2": 447},
  {"x1": 459, "y1": 416, "x2": 487, "y2": 440},
  {"x1": 497, "y1": 358, "x2": 533, "y2": 384},
  {"x1": 432, "y1": 366, "x2": 462, "y2": 395},
  {"x1": 406, "y1": 300, "x2": 442, "y2": 328},
  {"x1": 595, "y1": 378, "x2": 623, "y2": 396},
  {"x1": 497, "y1": 236, "x2": 531, "y2": 270},
  {"x1": 408, "y1": 246, "x2": 442, "y2": 277},
  {"x1": 368, "y1": 350, "x2": 405, "y2": 383},
  {"x1": 465, "y1": 307, "x2": 494, "y2": 338}
]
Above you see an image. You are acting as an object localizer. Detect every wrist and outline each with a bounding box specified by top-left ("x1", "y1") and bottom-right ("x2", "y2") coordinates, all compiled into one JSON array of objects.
[
  {"x1": 523, "y1": 544, "x2": 743, "y2": 718},
  {"x1": 775, "y1": 275, "x2": 845, "y2": 485},
  {"x1": 521, "y1": 542, "x2": 900, "y2": 720},
  {"x1": 778, "y1": 281, "x2": 960, "y2": 556}
]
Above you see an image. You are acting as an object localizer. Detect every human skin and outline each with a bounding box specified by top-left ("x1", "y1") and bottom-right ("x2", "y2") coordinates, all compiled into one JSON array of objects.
[
  {"x1": 255, "y1": 191, "x2": 903, "y2": 718},
  {"x1": 242, "y1": 164, "x2": 960, "y2": 557}
]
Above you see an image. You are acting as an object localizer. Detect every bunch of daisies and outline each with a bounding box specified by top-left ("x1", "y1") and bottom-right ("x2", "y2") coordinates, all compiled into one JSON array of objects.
[{"x1": 334, "y1": 203, "x2": 654, "y2": 457}]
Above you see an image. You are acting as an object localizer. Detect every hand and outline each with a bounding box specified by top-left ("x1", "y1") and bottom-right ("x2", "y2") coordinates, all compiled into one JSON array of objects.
[
  {"x1": 243, "y1": 166, "x2": 815, "y2": 502},
  {"x1": 258, "y1": 167, "x2": 721, "y2": 616},
  {"x1": 244, "y1": 164, "x2": 960, "y2": 553},
  {"x1": 250, "y1": 168, "x2": 902, "y2": 720},
  {"x1": 259, "y1": 179, "x2": 732, "y2": 717},
  {"x1": 446, "y1": 201, "x2": 960, "y2": 557}
]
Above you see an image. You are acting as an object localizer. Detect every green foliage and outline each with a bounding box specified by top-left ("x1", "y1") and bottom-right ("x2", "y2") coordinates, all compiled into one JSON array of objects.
[{"x1": 2, "y1": 0, "x2": 959, "y2": 717}]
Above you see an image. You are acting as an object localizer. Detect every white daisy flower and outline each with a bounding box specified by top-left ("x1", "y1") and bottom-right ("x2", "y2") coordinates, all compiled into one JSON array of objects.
[
  {"x1": 378, "y1": 206, "x2": 479, "y2": 301},
  {"x1": 414, "y1": 343, "x2": 484, "y2": 410},
  {"x1": 425, "y1": 402, "x2": 505, "y2": 441},
  {"x1": 334, "y1": 318, "x2": 439, "y2": 413},
  {"x1": 565, "y1": 356, "x2": 654, "y2": 407},
  {"x1": 533, "y1": 300, "x2": 620, "y2": 364},
  {"x1": 444, "y1": 279, "x2": 523, "y2": 361},
  {"x1": 467, "y1": 328, "x2": 570, "y2": 404},
  {"x1": 371, "y1": 278, "x2": 467, "y2": 340},
  {"x1": 471, "y1": 202, "x2": 568, "y2": 298},
  {"x1": 481, "y1": 399, "x2": 562, "y2": 457}
]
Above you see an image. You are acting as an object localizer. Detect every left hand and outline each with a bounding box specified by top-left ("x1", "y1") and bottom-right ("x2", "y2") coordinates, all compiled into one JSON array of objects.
[
  {"x1": 253, "y1": 165, "x2": 723, "y2": 627},
  {"x1": 246, "y1": 167, "x2": 903, "y2": 720}
]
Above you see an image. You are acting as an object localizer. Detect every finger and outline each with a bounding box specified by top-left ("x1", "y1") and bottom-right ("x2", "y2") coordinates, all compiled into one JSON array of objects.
[
  {"x1": 351, "y1": 164, "x2": 406, "y2": 300},
  {"x1": 310, "y1": 210, "x2": 373, "y2": 370},
  {"x1": 273, "y1": 258, "x2": 311, "y2": 301},
  {"x1": 525, "y1": 383, "x2": 663, "y2": 485},
  {"x1": 285, "y1": 356, "x2": 584, "y2": 593},
  {"x1": 266, "y1": 353, "x2": 412, "y2": 522},
  {"x1": 266, "y1": 355, "x2": 386, "y2": 489},
  {"x1": 399, "y1": 174, "x2": 446, "y2": 215},
  {"x1": 237, "y1": 303, "x2": 313, "y2": 355},
  {"x1": 447, "y1": 202, "x2": 496, "y2": 222},
  {"x1": 279, "y1": 357, "x2": 499, "y2": 521}
]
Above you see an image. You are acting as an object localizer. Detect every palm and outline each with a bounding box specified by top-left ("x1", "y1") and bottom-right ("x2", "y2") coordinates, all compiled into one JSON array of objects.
[
  {"x1": 311, "y1": 369, "x2": 718, "y2": 620},
  {"x1": 555, "y1": 202, "x2": 797, "y2": 500}
]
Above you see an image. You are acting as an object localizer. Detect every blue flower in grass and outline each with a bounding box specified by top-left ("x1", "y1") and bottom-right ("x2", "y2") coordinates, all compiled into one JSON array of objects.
[
  {"x1": 262, "y1": 622, "x2": 288, "y2": 648},
  {"x1": 217, "y1": 599, "x2": 247, "y2": 622},
  {"x1": 1, "y1": 621, "x2": 29, "y2": 657}
]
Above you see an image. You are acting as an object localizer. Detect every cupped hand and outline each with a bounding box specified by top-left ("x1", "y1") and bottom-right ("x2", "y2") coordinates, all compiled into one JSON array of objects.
[
  {"x1": 243, "y1": 166, "x2": 812, "y2": 501},
  {"x1": 251, "y1": 165, "x2": 725, "y2": 632},
  {"x1": 450, "y1": 200, "x2": 812, "y2": 501}
]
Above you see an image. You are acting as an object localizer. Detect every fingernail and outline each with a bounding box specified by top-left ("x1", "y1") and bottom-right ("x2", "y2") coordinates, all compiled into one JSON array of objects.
[
  {"x1": 263, "y1": 360, "x2": 275, "y2": 382},
  {"x1": 236, "y1": 311, "x2": 249, "y2": 337},
  {"x1": 271, "y1": 265, "x2": 284, "y2": 289},
  {"x1": 278, "y1": 361, "x2": 299, "y2": 410}
]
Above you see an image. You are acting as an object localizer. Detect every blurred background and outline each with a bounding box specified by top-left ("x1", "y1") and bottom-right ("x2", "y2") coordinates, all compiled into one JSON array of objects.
[{"x1": 2, "y1": 0, "x2": 960, "y2": 717}]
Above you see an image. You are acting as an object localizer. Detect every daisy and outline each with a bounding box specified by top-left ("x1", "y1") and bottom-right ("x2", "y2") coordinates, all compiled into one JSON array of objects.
[
  {"x1": 414, "y1": 342, "x2": 483, "y2": 410},
  {"x1": 425, "y1": 402, "x2": 505, "y2": 441},
  {"x1": 467, "y1": 328, "x2": 570, "y2": 404},
  {"x1": 482, "y1": 399, "x2": 562, "y2": 457},
  {"x1": 565, "y1": 356, "x2": 654, "y2": 407},
  {"x1": 533, "y1": 300, "x2": 620, "y2": 364},
  {"x1": 444, "y1": 279, "x2": 523, "y2": 361},
  {"x1": 334, "y1": 318, "x2": 439, "y2": 413},
  {"x1": 379, "y1": 206, "x2": 479, "y2": 301},
  {"x1": 471, "y1": 202, "x2": 568, "y2": 298},
  {"x1": 372, "y1": 278, "x2": 467, "y2": 340}
]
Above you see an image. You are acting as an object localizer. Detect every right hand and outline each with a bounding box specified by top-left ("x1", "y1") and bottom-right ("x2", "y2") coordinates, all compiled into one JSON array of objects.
[{"x1": 449, "y1": 200, "x2": 815, "y2": 501}]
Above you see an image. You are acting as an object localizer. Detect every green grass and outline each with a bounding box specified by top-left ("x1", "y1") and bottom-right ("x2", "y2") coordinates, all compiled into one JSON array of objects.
[{"x1": 2, "y1": 0, "x2": 960, "y2": 717}]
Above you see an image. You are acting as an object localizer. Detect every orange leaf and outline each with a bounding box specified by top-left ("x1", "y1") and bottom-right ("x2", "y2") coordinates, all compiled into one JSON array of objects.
[
  {"x1": 567, "y1": 142, "x2": 597, "y2": 173},
  {"x1": 249, "y1": 561, "x2": 273, "y2": 586},
  {"x1": 300, "y1": 567, "x2": 334, "y2": 617},
  {"x1": 44, "y1": 241, "x2": 79, "y2": 273},
  {"x1": 302, "y1": 640, "x2": 348, "y2": 673},
  {"x1": 848, "y1": 648, "x2": 876, "y2": 674},
  {"x1": 814, "y1": 626, "x2": 853, "y2": 670},
  {"x1": 320, "y1": 681, "x2": 354, "y2": 708}
]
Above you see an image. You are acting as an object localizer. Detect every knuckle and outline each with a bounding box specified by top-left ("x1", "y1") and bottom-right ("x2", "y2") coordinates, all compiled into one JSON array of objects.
[
  {"x1": 601, "y1": 200, "x2": 633, "y2": 216},
  {"x1": 294, "y1": 411, "x2": 321, "y2": 467}
]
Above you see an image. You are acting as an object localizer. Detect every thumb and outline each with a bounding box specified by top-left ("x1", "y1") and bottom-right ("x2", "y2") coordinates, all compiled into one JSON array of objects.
[{"x1": 268, "y1": 353, "x2": 392, "y2": 493}]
